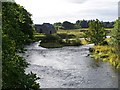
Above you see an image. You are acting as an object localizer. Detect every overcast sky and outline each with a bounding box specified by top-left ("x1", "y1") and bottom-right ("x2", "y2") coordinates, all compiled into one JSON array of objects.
[{"x1": 15, "y1": 0, "x2": 119, "y2": 24}]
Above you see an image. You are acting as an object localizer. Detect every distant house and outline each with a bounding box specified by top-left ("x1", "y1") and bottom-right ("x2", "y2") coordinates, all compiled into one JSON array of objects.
[{"x1": 35, "y1": 23, "x2": 56, "y2": 34}]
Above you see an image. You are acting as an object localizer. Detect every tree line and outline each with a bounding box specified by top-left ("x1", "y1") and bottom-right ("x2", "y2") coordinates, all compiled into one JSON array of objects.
[{"x1": 54, "y1": 20, "x2": 114, "y2": 30}]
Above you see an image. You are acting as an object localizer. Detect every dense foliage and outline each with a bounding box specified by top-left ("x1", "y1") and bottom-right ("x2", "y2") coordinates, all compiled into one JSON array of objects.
[
  {"x1": 41, "y1": 34, "x2": 62, "y2": 43},
  {"x1": 40, "y1": 34, "x2": 63, "y2": 48},
  {"x1": 2, "y1": 2, "x2": 34, "y2": 51},
  {"x1": 111, "y1": 18, "x2": 120, "y2": 54},
  {"x1": 90, "y1": 45, "x2": 120, "y2": 69},
  {"x1": 2, "y1": 2, "x2": 40, "y2": 89},
  {"x1": 53, "y1": 22, "x2": 62, "y2": 30},
  {"x1": 84, "y1": 19, "x2": 106, "y2": 45},
  {"x1": 76, "y1": 20, "x2": 89, "y2": 28},
  {"x1": 62, "y1": 21, "x2": 75, "y2": 30},
  {"x1": 40, "y1": 34, "x2": 82, "y2": 48}
]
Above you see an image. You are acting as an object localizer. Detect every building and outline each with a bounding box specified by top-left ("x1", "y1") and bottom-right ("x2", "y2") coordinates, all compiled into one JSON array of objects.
[{"x1": 35, "y1": 23, "x2": 56, "y2": 34}]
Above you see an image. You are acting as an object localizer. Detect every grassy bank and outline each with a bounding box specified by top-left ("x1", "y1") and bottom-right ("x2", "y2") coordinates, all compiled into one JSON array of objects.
[
  {"x1": 57, "y1": 29, "x2": 84, "y2": 38},
  {"x1": 90, "y1": 45, "x2": 120, "y2": 70},
  {"x1": 34, "y1": 33, "x2": 46, "y2": 41}
]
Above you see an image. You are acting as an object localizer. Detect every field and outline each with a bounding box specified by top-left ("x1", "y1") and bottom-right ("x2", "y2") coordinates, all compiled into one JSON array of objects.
[
  {"x1": 57, "y1": 28, "x2": 113, "y2": 38},
  {"x1": 57, "y1": 29, "x2": 85, "y2": 38}
]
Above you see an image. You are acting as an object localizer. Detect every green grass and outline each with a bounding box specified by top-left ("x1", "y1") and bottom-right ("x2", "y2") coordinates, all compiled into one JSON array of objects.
[
  {"x1": 57, "y1": 28, "x2": 113, "y2": 38},
  {"x1": 34, "y1": 33, "x2": 46, "y2": 38},
  {"x1": 90, "y1": 45, "x2": 120, "y2": 70},
  {"x1": 90, "y1": 37, "x2": 120, "y2": 70},
  {"x1": 34, "y1": 33, "x2": 46, "y2": 41},
  {"x1": 81, "y1": 39, "x2": 89, "y2": 45},
  {"x1": 57, "y1": 29, "x2": 84, "y2": 38},
  {"x1": 105, "y1": 28, "x2": 113, "y2": 31}
]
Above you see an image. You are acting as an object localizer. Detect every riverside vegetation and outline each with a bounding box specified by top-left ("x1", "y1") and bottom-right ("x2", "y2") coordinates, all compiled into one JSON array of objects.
[
  {"x1": 85, "y1": 19, "x2": 120, "y2": 70},
  {"x1": 38, "y1": 21, "x2": 112, "y2": 48},
  {"x1": 40, "y1": 34, "x2": 82, "y2": 48},
  {"x1": 39, "y1": 19, "x2": 120, "y2": 70},
  {"x1": 2, "y1": 1, "x2": 120, "y2": 90}
]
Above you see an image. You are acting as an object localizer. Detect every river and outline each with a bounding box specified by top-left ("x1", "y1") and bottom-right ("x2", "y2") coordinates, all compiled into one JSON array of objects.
[{"x1": 21, "y1": 41, "x2": 118, "y2": 88}]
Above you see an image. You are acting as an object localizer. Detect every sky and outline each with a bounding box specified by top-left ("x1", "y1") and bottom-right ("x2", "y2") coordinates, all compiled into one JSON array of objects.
[{"x1": 15, "y1": 0, "x2": 119, "y2": 24}]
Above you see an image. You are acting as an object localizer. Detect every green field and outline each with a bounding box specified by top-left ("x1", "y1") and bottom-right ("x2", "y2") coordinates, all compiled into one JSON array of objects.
[{"x1": 57, "y1": 29, "x2": 84, "y2": 38}]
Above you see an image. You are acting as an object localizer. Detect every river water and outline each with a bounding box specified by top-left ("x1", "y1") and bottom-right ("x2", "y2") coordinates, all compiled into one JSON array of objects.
[{"x1": 21, "y1": 41, "x2": 118, "y2": 88}]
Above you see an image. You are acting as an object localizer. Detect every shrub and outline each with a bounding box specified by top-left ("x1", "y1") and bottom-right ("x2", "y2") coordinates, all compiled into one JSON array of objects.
[
  {"x1": 100, "y1": 41, "x2": 108, "y2": 45},
  {"x1": 41, "y1": 34, "x2": 62, "y2": 43},
  {"x1": 40, "y1": 34, "x2": 63, "y2": 48}
]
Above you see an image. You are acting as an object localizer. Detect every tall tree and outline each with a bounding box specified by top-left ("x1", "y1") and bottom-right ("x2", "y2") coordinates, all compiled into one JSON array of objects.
[
  {"x1": 75, "y1": 20, "x2": 81, "y2": 29},
  {"x1": 84, "y1": 19, "x2": 106, "y2": 45},
  {"x1": 80, "y1": 20, "x2": 89, "y2": 28},
  {"x1": 111, "y1": 18, "x2": 120, "y2": 55},
  {"x1": 2, "y1": 2, "x2": 34, "y2": 51},
  {"x1": 2, "y1": 2, "x2": 40, "y2": 89},
  {"x1": 53, "y1": 22, "x2": 62, "y2": 30},
  {"x1": 62, "y1": 21, "x2": 74, "y2": 30}
]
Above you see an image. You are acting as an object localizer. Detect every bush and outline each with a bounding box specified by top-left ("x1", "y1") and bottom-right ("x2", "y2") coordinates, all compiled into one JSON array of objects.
[
  {"x1": 40, "y1": 34, "x2": 63, "y2": 48},
  {"x1": 40, "y1": 35, "x2": 82, "y2": 48},
  {"x1": 41, "y1": 34, "x2": 62, "y2": 43}
]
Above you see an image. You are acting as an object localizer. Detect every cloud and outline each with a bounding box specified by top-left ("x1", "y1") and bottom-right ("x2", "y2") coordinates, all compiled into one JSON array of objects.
[
  {"x1": 66, "y1": 0, "x2": 88, "y2": 4},
  {"x1": 15, "y1": 0, "x2": 119, "y2": 24}
]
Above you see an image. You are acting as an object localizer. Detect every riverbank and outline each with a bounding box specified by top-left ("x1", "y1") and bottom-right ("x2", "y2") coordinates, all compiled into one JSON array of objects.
[{"x1": 90, "y1": 45, "x2": 120, "y2": 70}]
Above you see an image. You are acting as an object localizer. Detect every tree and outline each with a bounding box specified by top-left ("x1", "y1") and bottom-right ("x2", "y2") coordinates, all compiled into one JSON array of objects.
[
  {"x1": 102, "y1": 21, "x2": 114, "y2": 28},
  {"x1": 2, "y1": 2, "x2": 34, "y2": 51},
  {"x1": 62, "y1": 21, "x2": 74, "y2": 30},
  {"x1": 84, "y1": 19, "x2": 106, "y2": 45},
  {"x1": 2, "y1": 2, "x2": 40, "y2": 89},
  {"x1": 111, "y1": 18, "x2": 120, "y2": 54},
  {"x1": 53, "y1": 22, "x2": 62, "y2": 30},
  {"x1": 2, "y1": 35, "x2": 40, "y2": 89},
  {"x1": 80, "y1": 20, "x2": 89, "y2": 28},
  {"x1": 75, "y1": 20, "x2": 81, "y2": 29},
  {"x1": 41, "y1": 34, "x2": 62, "y2": 43}
]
